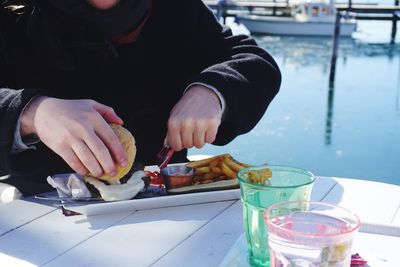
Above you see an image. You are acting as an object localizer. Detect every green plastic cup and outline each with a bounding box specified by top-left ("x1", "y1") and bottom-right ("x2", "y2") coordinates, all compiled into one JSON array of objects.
[{"x1": 237, "y1": 165, "x2": 315, "y2": 267}]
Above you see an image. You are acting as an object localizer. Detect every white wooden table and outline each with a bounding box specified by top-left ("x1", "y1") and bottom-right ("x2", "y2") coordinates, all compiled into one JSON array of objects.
[{"x1": 1, "y1": 176, "x2": 400, "y2": 267}]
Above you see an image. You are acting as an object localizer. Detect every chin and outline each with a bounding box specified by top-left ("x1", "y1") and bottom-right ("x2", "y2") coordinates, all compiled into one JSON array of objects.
[{"x1": 86, "y1": 0, "x2": 120, "y2": 10}]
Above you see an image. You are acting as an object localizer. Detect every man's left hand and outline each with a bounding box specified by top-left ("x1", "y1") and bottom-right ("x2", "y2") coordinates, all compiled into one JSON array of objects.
[{"x1": 166, "y1": 85, "x2": 223, "y2": 151}]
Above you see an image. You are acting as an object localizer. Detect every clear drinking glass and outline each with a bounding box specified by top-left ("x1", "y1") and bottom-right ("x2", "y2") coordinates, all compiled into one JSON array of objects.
[
  {"x1": 237, "y1": 165, "x2": 315, "y2": 267},
  {"x1": 264, "y1": 201, "x2": 360, "y2": 267}
]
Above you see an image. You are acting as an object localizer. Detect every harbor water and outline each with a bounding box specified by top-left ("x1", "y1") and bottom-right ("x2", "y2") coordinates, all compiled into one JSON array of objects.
[{"x1": 189, "y1": 14, "x2": 400, "y2": 185}]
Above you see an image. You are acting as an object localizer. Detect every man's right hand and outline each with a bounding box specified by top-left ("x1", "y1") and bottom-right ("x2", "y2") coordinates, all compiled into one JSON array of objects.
[{"x1": 20, "y1": 97, "x2": 128, "y2": 177}]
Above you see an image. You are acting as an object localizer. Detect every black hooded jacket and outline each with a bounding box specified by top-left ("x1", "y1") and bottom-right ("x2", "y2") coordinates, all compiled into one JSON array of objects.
[{"x1": 0, "y1": 0, "x2": 281, "y2": 195}]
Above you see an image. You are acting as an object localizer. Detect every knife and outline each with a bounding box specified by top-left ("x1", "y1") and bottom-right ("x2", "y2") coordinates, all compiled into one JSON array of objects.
[
  {"x1": 35, "y1": 195, "x2": 103, "y2": 202},
  {"x1": 156, "y1": 143, "x2": 174, "y2": 169}
]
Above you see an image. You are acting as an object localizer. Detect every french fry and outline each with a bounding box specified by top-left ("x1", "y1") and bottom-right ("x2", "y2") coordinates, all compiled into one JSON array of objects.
[
  {"x1": 220, "y1": 162, "x2": 237, "y2": 179},
  {"x1": 195, "y1": 166, "x2": 211, "y2": 175},
  {"x1": 225, "y1": 158, "x2": 245, "y2": 172},
  {"x1": 186, "y1": 156, "x2": 216, "y2": 169},
  {"x1": 220, "y1": 153, "x2": 233, "y2": 162},
  {"x1": 238, "y1": 162, "x2": 252, "y2": 168},
  {"x1": 211, "y1": 167, "x2": 223, "y2": 175},
  {"x1": 186, "y1": 153, "x2": 254, "y2": 186},
  {"x1": 261, "y1": 168, "x2": 272, "y2": 177},
  {"x1": 208, "y1": 157, "x2": 221, "y2": 168},
  {"x1": 186, "y1": 154, "x2": 230, "y2": 168},
  {"x1": 203, "y1": 171, "x2": 221, "y2": 180},
  {"x1": 247, "y1": 169, "x2": 272, "y2": 184}
]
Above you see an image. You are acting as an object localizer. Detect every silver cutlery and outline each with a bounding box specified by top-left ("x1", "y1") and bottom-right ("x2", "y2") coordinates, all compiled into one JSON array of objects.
[{"x1": 35, "y1": 195, "x2": 103, "y2": 203}]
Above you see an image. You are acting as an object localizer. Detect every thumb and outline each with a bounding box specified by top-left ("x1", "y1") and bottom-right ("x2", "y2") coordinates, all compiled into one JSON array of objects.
[{"x1": 93, "y1": 101, "x2": 124, "y2": 125}]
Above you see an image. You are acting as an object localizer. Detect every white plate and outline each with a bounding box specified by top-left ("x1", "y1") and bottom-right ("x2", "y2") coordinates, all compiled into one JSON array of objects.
[
  {"x1": 61, "y1": 164, "x2": 241, "y2": 216},
  {"x1": 63, "y1": 188, "x2": 240, "y2": 216},
  {"x1": 168, "y1": 179, "x2": 239, "y2": 194}
]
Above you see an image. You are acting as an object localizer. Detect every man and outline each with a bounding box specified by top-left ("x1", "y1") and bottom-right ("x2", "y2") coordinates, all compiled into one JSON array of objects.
[{"x1": 0, "y1": 0, "x2": 281, "y2": 195}]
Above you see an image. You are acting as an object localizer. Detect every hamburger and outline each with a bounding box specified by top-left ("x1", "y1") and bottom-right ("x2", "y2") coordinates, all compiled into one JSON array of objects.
[
  {"x1": 88, "y1": 123, "x2": 137, "y2": 182},
  {"x1": 83, "y1": 123, "x2": 146, "y2": 201}
]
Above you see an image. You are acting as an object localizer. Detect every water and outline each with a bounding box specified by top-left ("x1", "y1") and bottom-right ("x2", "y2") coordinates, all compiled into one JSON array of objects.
[
  {"x1": 189, "y1": 18, "x2": 400, "y2": 186},
  {"x1": 268, "y1": 213, "x2": 354, "y2": 267}
]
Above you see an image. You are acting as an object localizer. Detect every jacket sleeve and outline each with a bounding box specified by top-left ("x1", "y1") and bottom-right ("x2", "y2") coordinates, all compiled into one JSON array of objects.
[
  {"x1": 0, "y1": 88, "x2": 47, "y2": 174},
  {"x1": 184, "y1": 0, "x2": 281, "y2": 145}
]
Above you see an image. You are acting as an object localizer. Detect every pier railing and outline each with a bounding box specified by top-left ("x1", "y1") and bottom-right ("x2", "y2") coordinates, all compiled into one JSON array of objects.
[
  {"x1": 204, "y1": 0, "x2": 400, "y2": 22},
  {"x1": 203, "y1": 0, "x2": 400, "y2": 88},
  {"x1": 330, "y1": 1, "x2": 400, "y2": 88}
]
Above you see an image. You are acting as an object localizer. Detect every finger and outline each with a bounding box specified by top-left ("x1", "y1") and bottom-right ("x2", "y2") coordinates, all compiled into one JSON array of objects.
[
  {"x1": 193, "y1": 126, "x2": 206, "y2": 149},
  {"x1": 92, "y1": 101, "x2": 124, "y2": 125},
  {"x1": 205, "y1": 125, "x2": 218, "y2": 144},
  {"x1": 72, "y1": 140, "x2": 103, "y2": 177},
  {"x1": 58, "y1": 147, "x2": 88, "y2": 176},
  {"x1": 167, "y1": 118, "x2": 183, "y2": 151},
  {"x1": 84, "y1": 131, "x2": 117, "y2": 176},
  {"x1": 180, "y1": 118, "x2": 196, "y2": 148},
  {"x1": 181, "y1": 123, "x2": 194, "y2": 149},
  {"x1": 95, "y1": 120, "x2": 128, "y2": 167}
]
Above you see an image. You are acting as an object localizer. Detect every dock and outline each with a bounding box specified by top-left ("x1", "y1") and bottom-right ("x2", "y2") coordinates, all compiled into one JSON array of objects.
[
  {"x1": 203, "y1": 0, "x2": 400, "y2": 89},
  {"x1": 330, "y1": 1, "x2": 400, "y2": 87},
  {"x1": 204, "y1": 1, "x2": 400, "y2": 22}
]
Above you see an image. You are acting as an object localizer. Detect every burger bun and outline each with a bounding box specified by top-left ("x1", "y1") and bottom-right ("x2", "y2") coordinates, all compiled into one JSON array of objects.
[{"x1": 87, "y1": 123, "x2": 136, "y2": 182}]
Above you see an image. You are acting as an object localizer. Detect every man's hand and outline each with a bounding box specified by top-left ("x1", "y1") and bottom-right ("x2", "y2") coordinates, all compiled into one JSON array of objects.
[
  {"x1": 166, "y1": 85, "x2": 223, "y2": 151},
  {"x1": 20, "y1": 97, "x2": 128, "y2": 177}
]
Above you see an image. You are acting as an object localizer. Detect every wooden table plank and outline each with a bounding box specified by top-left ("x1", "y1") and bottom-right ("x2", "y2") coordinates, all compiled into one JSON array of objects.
[
  {"x1": 0, "y1": 198, "x2": 57, "y2": 236},
  {"x1": 152, "y1": 200, "x2": 243, "y2": 267},
  {"x1": 322, "y1": 178, "x2": 400, "y2": 230},
  {"x1": 392, "y1": 206, "x2": 400, "y2": 225},
  {"x1": 41, "y1": 201, "x2": 234, "y2": 267},
  {"x1": 310, "y1": 176, "x2": 337, "y2": 201},
  {"x1": 0, "y1": 209, "x2": 134, "y2": 266},
  {"x1": 352, "y1": 232, "x2": 400, "y2": 266}
]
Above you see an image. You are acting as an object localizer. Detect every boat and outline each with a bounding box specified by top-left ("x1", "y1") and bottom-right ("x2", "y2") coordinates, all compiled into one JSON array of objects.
[{"x1": 235, "y1": 0, "x2": 357, "y2": 37}]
